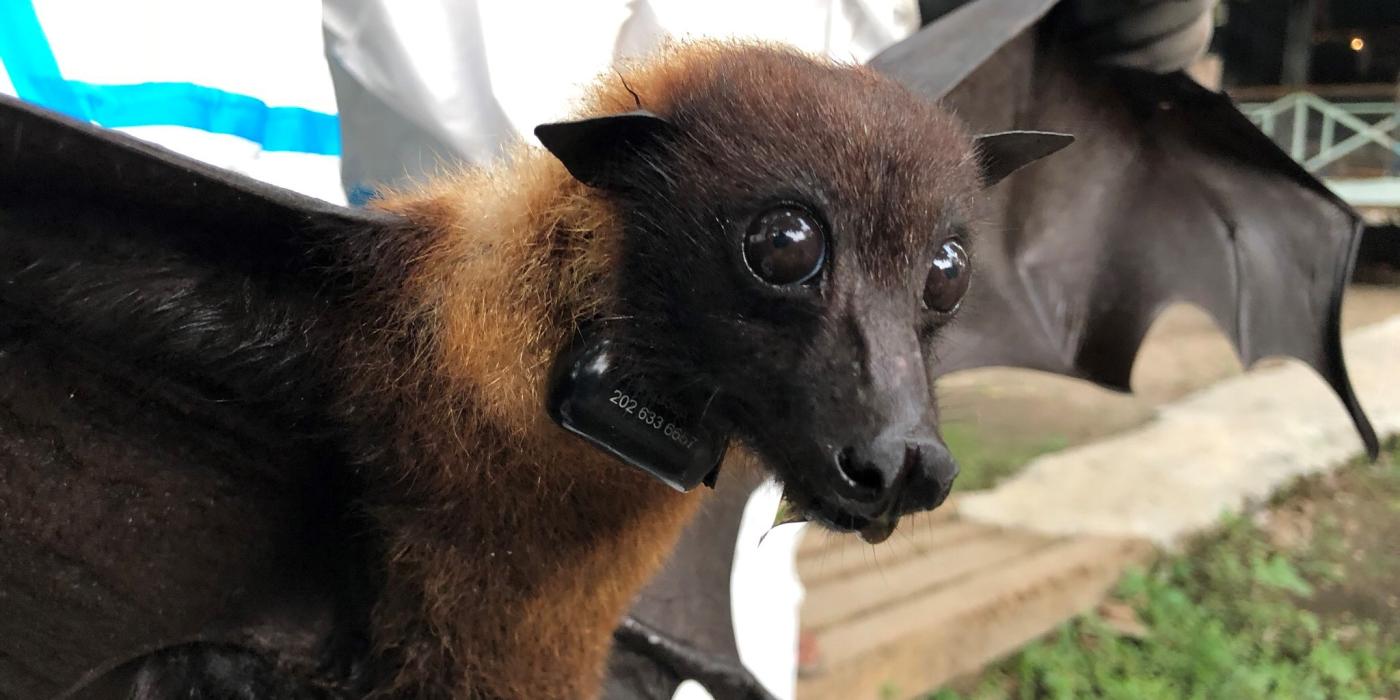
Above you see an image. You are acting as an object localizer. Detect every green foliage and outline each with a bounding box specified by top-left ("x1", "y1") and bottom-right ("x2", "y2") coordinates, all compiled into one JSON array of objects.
[
  {"x1": 941, "y1": 423, "x2": 1067, "y2": 490},
  {"x1": 1250, "y1": 553, "x2": 1313, "y2": 597},
  {"x1": 928, "y1": 445, "x2": 1400, "y2": 700}
]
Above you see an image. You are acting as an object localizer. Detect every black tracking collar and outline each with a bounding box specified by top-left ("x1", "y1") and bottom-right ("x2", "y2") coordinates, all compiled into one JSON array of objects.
[{"x1": 547, "y1": 334, "x2": 731, "y2": 491}]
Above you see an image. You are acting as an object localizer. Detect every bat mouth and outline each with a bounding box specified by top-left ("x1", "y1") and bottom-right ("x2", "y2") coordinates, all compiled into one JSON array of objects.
[
  {"x1": 772, "y1": 445, "x2": 950, "y2": 545},
  {"x1": 746, "y1": 421, "x2": 951, "y2": 546},
  {"x1": 810, "y1": 497, "x2": 902, "y2": 544},
  {"x1": 781, "y1": 491, "x2": 904, "y2": 545}
]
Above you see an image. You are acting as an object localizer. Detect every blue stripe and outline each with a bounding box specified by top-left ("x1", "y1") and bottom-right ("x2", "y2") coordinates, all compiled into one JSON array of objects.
[
  {"x1": 65, "y1": 82, "x2": 341, "y2": 155},
  {"x1": 0, "y1": 0, "x2": 340, "y2": 155},
  {"x1": 0, "y1": 0, "x2": 85, "y2": 117}
]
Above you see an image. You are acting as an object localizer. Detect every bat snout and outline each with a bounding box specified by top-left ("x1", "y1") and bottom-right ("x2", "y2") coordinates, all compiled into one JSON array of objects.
[{"x1": 829, "y1": 432, "x2": 959, "y2": 519}]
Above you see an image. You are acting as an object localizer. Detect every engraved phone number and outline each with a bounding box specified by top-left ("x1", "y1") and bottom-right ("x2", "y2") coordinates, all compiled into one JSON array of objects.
[{"x1": 608, "y1": 389, "x2": 700, "y2": 449}]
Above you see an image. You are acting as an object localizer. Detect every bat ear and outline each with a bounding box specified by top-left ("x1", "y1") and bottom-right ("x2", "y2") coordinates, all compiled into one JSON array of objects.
[
  {"x1": 973, "y1": 131, "x2": 1074, "y2": 187},
  {"x1": 534, "y1": 110, "x2": 674, "y2": 188}
]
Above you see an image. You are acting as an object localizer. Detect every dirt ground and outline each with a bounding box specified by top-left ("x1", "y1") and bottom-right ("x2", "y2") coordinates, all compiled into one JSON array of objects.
[
  {"x1": 1273, "y1": 454, "x2": 1400, "y2": 639},
  {"x1": 935, "y1": 445, "x2": 1400, "y2": 699},
  {"x1": 939, "y1": 284, "x2": 1400, "y2": 488}
]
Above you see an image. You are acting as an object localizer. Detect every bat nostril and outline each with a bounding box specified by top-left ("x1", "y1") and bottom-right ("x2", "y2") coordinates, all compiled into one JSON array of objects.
[
  {"x1": 903, "y1": 437, "x2": 959, "y2": 509},
  {"x1": 835, "y1": 446, "x2": 886, "y2": 499}
]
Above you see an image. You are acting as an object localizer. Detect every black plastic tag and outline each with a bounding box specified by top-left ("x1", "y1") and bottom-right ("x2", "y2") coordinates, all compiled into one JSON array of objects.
[{"x1": 547, "y1": 335, "x2": 730, "y2": 491}]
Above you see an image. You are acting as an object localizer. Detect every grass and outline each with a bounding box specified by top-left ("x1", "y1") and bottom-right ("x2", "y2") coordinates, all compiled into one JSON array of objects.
[
  {"x1": 927, "y1": 438, "x2": 1400, "y2": 700},
  {"x1": 942, "y1": 423, "x2": 1067, "y2": 491}
]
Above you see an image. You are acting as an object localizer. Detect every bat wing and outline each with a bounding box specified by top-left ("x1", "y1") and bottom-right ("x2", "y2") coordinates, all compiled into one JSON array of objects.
[
  {"x1": 869, "y1": 0, "x2": 1057, "y2": 99},
  {"x1": 0, "y1": 95, "x2": 401, "y2": 696},
  {"x1": 872, "y1": 9, "x2": 1378, "y2": 457}
]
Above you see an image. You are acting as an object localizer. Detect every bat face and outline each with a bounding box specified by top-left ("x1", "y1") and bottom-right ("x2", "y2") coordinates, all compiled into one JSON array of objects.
[{"x1": 539, "y1": 46, "x2": 1066, "y2": 542}]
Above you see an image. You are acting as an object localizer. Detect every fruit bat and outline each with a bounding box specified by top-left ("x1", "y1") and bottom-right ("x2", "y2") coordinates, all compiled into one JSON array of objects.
[
  {"x1": 0, "y1": 42, "x2": 1054, "y2": 700},
  {"x1": 0, "y1": 10, "x2": 1376, "y2": 700},
  {"x1": 607, "y1": 1, "x2": 1380, "y2": 698}
]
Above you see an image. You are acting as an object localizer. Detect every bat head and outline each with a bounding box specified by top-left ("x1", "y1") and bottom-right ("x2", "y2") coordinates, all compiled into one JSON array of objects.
[{"x1": 538, "y1": 45, "x2": 1069, "y2": 542}]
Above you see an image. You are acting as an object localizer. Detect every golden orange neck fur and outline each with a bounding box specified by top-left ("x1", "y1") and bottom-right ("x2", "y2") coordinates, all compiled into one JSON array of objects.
[{"x1": 347, "y1": 148, "x2": 703, "y2": 699}]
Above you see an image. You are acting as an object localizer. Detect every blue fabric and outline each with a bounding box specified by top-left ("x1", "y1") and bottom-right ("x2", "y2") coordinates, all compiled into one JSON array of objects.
[
  {"x1": 0, "y1": 0, "x2": 341, "y2": 155},
  {"x1": 0, "y1": 0, "x2": 85, "y2": 117},
  {"x1": 62, "y1": 81, "x2": 342, "y2": 155}
]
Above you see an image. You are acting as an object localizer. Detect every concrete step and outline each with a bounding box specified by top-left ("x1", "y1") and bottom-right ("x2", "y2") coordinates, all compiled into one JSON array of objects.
[{"x1": 797, "y1": 523, "x2": 1152, "y2": 699}]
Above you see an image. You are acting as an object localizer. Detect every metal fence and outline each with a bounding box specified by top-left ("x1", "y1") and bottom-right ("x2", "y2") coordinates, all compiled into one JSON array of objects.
[
  {"x1": 1241, "y1": 93, "x2": 1399, "y2": 176},
  {"x1": 1240, "y1": 92, "x2": 1400, "y2": 211}
]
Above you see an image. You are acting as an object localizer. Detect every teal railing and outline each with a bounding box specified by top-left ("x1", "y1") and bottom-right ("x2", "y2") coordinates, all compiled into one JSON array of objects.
[{"x1": 1240, "y1": 93, "x2": 1400, "y2": 211}]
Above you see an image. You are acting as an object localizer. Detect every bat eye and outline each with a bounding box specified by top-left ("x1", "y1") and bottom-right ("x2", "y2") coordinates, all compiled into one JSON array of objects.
[
  {"x1": 743, "y1": 206, "x2": 827, "y2": 286},
  {"x1": 924, "y1": 239, "x2": 970, "y2": 313}
]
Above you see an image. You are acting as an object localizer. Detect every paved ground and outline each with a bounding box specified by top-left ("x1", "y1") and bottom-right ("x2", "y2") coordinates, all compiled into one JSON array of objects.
[{"x1": 795, "y1": 500, "x2": 1152, "y2": 699}]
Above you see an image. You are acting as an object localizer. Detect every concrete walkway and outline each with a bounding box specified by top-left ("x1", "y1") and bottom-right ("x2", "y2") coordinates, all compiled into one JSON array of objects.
[{"x1": 959, "y1": 316, "x2": 1400, "y2": 545}]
